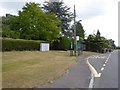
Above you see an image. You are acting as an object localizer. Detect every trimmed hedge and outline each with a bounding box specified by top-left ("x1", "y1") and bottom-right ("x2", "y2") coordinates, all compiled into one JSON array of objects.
[{"x1": 2, "y1": 38, "x2": 46, "y2": 51}]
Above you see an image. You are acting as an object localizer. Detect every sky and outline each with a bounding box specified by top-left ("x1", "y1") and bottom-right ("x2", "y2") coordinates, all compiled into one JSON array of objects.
[{"x1": 0, "y1": 0, "x2": 119, "y2": 46}]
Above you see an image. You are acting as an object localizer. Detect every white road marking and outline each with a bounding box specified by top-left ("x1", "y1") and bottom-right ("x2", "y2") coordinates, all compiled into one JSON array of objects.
[
  {"x1": 89, "y1": 55, "x2": 107, "y2": 59},
  {"x1": 88, "y1": 51, "x2": 114, "y2": 89},
  {"x1": 104, "y1": 53, "x2": 111, "y2": 64},
  {"x1": 103, "y1": 64, "x2": 106, "y2": 67},
  {"x1": 87, "y1": 53, "x2": 112, "y2": 78},
  {"x1": 86, "y1": 58, "x2": 101, "y2": 78},
  {"x1": 101, "y1": 67, "x2": 104, "y2": 71},
  {"x1": 89, "y1": 73, "x2": 94, "y2": 88}
]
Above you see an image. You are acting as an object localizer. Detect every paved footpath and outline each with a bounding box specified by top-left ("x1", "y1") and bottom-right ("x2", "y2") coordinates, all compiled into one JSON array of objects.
[{"x1": 41, "y1": 56, "x2": 91, "y2": 88}]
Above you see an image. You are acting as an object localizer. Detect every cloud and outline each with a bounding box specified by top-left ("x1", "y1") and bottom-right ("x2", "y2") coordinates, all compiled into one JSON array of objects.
[
  {"x1": 65, "y1": 0, "x2": 107, "y2": 20},
  {"x1": 0, "y1": 2, "x2": 25, "y2": 15},
  {"x1": 0, "y1": 2, "x2": 25, "y2": 10},
  {"x1": 76, "y1": 7, "x2": 105, "y2": 20},
  {"x1": 0, "y1": 0, "x2": 45, "y2": 16},
  {"x1": 76, "y1": 0, "x2": 119, "y2": 20},
  {"x1": 0, "y1": 0, "x2": 106, "y2": 18}
]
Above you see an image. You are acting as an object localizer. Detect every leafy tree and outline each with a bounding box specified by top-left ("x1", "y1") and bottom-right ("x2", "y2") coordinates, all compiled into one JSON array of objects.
[
  {"x1": 96, "y1": 29, "x2": 101, "y2": 37},
  {"x1": 0, "y1": 17, "x2": 2, "y2": 29},
  {"x1": 100, "y1": 37, "x2": 108, "y2": 48},
  {"x1": 86, "y1": 34, "x2": 97, "y2": 51},
  {"x1": 87, "y1": 34, "x2": 95, "y2": 41},
  {"x1": 2, "y1": 3, "x2": 61, "y2": 41},
  {"x1": 95, "y1": 29, "x2": 101, "y2": 41},
  {"x1": 116, "y1": 46, "x2": 120, "y2": 49},
  {"x1": 43, "y1": 1, "x2": 73, "y2": 37},
  {"x1": 107, "y1": 39, "x2": 116, "y2": 49},
  {"x1": 0, "y1": 17, "x2": 1, "y2": 37},
  {"x1": 71, "y1": 20, "x2": 85, "y2": 39},
  {"x1": 2, "y1": 14, "x2": 20, "y2": 39},
  {"x1": 76, "y1": 21, "x2": 85, "y2": 39},
  {"x1": 85, "y1": 30, "x2": 116, "y2": 53},
  {"x1": 17, "y1": 2, "x2": 61, "y2": 41}
]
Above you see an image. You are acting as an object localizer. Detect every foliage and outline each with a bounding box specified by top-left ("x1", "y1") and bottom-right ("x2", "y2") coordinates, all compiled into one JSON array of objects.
[
  {"x1": 71, "y1": 20, "x2": 85, "y2": 39},
  {"x1": 2, "y1": 38, "x2": 46, "y2": 51},
  {"x1": 116, "y1": 46, "x2": 120, "y2": 49},
  {"x1": 43, "y1": 1, "x2": 73, "y2": 37},
  {"x1": 2, "y1": 29, "x2": 20, "y2": 39},
  {"x1": 85, "y1": 30, "x2": 116, "y2": 53},
  {"x1": 51, "y1": 37, "x2": 74, "y2": 50},
  {"x1": 0, "y1": 17, "x2": 1, "y2": 28},
  {"x1": 96, "y1": 29, "x2": 100, "y2": 36},
  {"x1": 2, "y1": 2, "x2": 61, "y2": 42},
  {"x1": 2, "y1": 14, "x2": 20, "y2": 39},
  {"x1": 17, "y1": 2, "x2": 60, "y2": 41}
]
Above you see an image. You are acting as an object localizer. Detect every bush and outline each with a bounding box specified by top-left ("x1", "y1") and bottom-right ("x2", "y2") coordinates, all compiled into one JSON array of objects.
[
  {"x1": 51, "y1": 37, "x2": 74, "y2": 50},
  {"x1": 116, "y1": 47, "x2": 120, "y2": 49},
  {"x1": 2, "y1": 38, "x2": 46, "y2": 51}
]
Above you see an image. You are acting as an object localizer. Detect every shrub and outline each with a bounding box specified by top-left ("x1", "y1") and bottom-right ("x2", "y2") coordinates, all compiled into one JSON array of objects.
[
  {"x1": 51, "y1": 37, "x2": 74, "y2": 50},
  {"x1": 2, "y1": 38, "x2": 46, "y2": 51}
]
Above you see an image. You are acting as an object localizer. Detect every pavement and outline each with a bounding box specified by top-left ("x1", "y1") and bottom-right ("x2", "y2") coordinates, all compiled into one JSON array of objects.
[{"x1": 40, "y1": 56, "x2": 91, "y2": 88}]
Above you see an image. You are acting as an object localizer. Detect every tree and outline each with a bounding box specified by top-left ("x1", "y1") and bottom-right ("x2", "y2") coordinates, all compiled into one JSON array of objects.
[
  {"x1": 0, "y1": 17, "x2": 2, "y2": 29},
  {"x1": 96, "y1": 30, "x2": 100, "y2": 37},
  {"x1": 86, "y1": 34, "x2": 97, "y2": 51},
  {"x1": 0, "y1": 17, "x2": 1, "y2": 37},
  {"x1": 2, "y1": 14, "x2": 20, "y2": 39},
  {"x1": 95, "y1": 29, "x2": 101, "y2": 40},
  {"x1": 70, "y1": 20, "x2": 85, "y2": 39},
  {"x1": 43, "y1": 1, "x2": 73, "y2": 37},
  {"x1": 87, "y1": 34, "x2": 95, "y2": 41},
  {"x1": 86, "y1": 31, "x2": 103, "y2": 52},
  {"x1": 107, "y1": 39, "x2": 116, "y2": 49},
  {"x1": 17, "y1": 2, "x2": 61, "y2": 41},
  {"x1": 116, "y1": 46, "x2": 120, "y2": 49},
  {"x1": 2, "y1": 2, "x2": 61, "y2": 41},
  {"x1": 85, "y1": 30, "x2": 115, "y2": 53}
]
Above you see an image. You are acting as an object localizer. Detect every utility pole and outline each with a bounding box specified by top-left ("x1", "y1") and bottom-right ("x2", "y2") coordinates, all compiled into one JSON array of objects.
[{"x1": 74, "y1": 5, "x2": 77, "y2": 56}]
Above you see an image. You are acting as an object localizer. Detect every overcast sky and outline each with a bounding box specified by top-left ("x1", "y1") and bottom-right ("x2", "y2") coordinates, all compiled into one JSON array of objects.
[{"x1": 0, "y1": 0, "x2": 119, "y2": 46}]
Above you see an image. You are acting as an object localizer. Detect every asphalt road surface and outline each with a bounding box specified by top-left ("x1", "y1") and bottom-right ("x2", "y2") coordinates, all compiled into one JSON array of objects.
[
  {"x1": 40, "y1": 57, "x2": 91, "y2": 88},
  {"x1": 88, "y1": 50, "x2": 119, "y2": 88}
]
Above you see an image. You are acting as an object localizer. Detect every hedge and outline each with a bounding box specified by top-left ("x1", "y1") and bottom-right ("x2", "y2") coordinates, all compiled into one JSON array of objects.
[
  {"x1": 2, "y1": 38, "x2": 46, "y2": 51},
  {"x1": 51, "y1": 37, "x2": 74, "y2": 50}
]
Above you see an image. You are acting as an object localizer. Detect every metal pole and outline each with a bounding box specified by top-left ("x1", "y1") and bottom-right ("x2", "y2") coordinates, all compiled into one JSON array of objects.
[{"x1": 74, "y1": 5, "x2": 77, "y2": 56}]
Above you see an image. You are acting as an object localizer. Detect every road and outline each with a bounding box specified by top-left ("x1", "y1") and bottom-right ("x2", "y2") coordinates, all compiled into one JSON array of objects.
[{"x1": 88, "y1": 50, "x2": 119, "y2": 88}]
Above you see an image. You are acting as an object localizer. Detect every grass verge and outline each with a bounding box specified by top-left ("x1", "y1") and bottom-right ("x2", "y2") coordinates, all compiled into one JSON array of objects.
[{"x1": 2, "y1": 51, "x2": 76, "y2": 88}]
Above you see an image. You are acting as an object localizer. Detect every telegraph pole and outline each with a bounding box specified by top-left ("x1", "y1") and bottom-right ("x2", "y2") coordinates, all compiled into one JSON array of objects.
[{"x1": 74, "y1": 5, "x2": 77, "y2": 56}]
